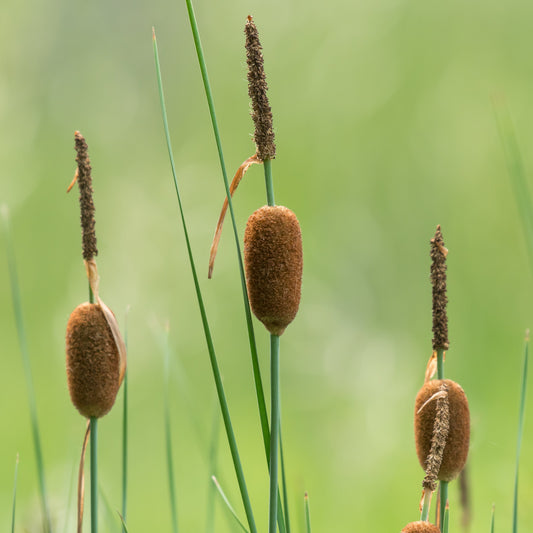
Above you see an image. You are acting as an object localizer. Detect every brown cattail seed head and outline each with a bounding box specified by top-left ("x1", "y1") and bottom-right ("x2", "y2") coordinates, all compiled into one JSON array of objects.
[
  {"x1": 244, "y1": 205, "x2": 303, "y2": 336},
  {"x1": 245, "y1": 16, "x2": 276, "y2": 161},
  {"x1": 74, "y1": 131, "x2": 98, "y2": 261},
  {"x1": 401, "y1": 521, "x2": 441, "y2": 533},
  {"x1": 430, "y1": 225, "x2": 448, "y2": 351},
  {"x1": 66, "y1": 302, "x2": 121, "y2": 418},
  {"x1": 415, "y1": 379, "x2": 470, "y2": 482}
]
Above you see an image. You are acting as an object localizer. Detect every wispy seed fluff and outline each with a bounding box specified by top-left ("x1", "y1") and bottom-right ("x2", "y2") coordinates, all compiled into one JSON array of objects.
[
  {"x1": 415, "y1": 379, "x2": 470, "y2": 482},
  {"x1": 430, "y1": 225, "x2": 448, "y2": 351},
  {"x1": 66, "y1": 303, "x2": 121, "y2": 418},
  {"x1": 422, "y1": 382, "x2": 450, "y2": 492},
  {"x1": 74, "y1": 131, "x2": 98, "y2": 261},
  {"x1": 244, "y1": 206, "x2": 303, "y2": 336},
  {"x1": 245, "y1": 16, "x2": 276, "y2": 161},
  {"x1": 401, "y1": 521, "x2": 441, "y2": 533}
]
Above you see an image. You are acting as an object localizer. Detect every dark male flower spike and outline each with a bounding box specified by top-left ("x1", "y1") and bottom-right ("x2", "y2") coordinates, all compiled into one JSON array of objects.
[
  {"x1": 74, "y1": 131, "x2": 98, "y2": 261},
  {"x1": 430, "y1": 225, "x2": 448, "y2": 351},
  {"x1": 245, "y1": 16, "x2": 276, "y2": 161}
]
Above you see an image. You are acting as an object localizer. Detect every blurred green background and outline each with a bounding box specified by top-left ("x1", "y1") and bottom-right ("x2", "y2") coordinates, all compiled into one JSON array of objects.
[{"x1": 2, "y1": 0, "x2": 533, "y2": 531}]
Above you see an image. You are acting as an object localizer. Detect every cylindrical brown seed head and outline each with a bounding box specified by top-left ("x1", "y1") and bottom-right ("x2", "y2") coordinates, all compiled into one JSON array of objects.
[
  {"x1": 244, "y1": 205, "x2": 302, "y2": 336},
  {"x1": 415, "y1": 379, "x2": 470, "y2": 482},
  {"x1": 66, "y1": 302, "x2": 121, "y2": 418},
  {"x1": 401, "y1": 521, "x2": 441, "y2": 533}
]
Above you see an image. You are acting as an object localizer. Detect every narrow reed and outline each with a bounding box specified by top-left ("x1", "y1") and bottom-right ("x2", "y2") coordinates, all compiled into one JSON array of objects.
[
  {"x1": 415, "y1": 379, "x2": 470, "y2": 482},
  {"x1": 244, "y1": 205, "x2": 303, "y2": 336},
  {"x1": 402, "y1": 521, "x2": 441, "y2": 533}
]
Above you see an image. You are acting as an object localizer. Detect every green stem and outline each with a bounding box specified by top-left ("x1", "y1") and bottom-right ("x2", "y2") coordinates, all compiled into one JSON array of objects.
[
  {"x1": 121, "y1": 369, "x2": 128, "y2": 531},
  {"x1": 513, "y1": 333, "x2": 529, "y2": 533},
  {"x1": 183, "y1": 0, "x2": 272, "y2": 481},
  {"x1": 269, "y1": 334, "x2": 281, "y2": 533},
  {"x1": 122, "y1": 313, "x2": 129, "y2": 531},
  {"x1": 280, "y1": 432, "x2": 291, "y2": 533},
  {"x1": 164, "y1": 332, "x2": 179, "y2": 533},
  {"x1": 439, "y1": 481, "x2": 448, "y2": 532},
  {"x1": 153, "y1": 30, "x2": 257, "y2": 533},
  {"x1": 420, "y1": 489, "x2": 431, "y2": 522},
  {"x1": 90, "y1": 417, "x2": 98, "y2": 533},
  {"x1": 264, "y1": 159, "x2": 275, "y2": 206},
  {"x1": 442, "y1": 502, "x2": 449, "y2": 533},
  {"x1": 11, "y1": 454, "x2": 19, "y2": 533},
  {"x1": 437, "y1": 348, "x2": 445, "y2": 380},
  {"x1": 304, "y1": 493, "x2": 311, "y2": 533},
  {"x1": 3, "y1": 210, "x2": 52, "y2": 533}
]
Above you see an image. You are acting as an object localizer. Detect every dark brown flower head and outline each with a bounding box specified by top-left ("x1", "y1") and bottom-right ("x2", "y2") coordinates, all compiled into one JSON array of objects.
[
  {"x1": 245, "y1": 16, "x2": 276, "y2": 161},
  {"x1": 66, "y1": 302, "x2": 121, "y2": 418},
  {"x1": 401, "y1": 521, "x2": 441, "y2": 533},
  {"x1": 244, "y1": 206, "x2": 302, "y2": 335},
  {"x1": 74, "y1": 131, "x2": 98, "y2": 261},
  {"x1": 430, "y1": 225, "x2": 448, "y2": 351},
  {"x1": 415, "y1": 379, "x2": 470, "y2": 482}
]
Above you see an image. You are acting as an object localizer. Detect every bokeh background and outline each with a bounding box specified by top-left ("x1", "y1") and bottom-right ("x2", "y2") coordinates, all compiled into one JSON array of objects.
[{"x1": 2, "y1": 0, "x2": 533, "y2": 531}]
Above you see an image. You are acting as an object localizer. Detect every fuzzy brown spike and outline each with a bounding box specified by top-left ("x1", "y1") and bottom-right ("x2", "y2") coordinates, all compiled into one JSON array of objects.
[
  {"x1": 415, "y1": 379, "x2": 470, "y2": 482},
  {"x1": 430, "y1": 225, "x2": 448, "y2": 351},
  {"x1": 74, "y1": 131, "x2": 98, "y2": 261},
  {"x1": 422, "y1": 382, "x2": 450, "y2": 492},
  {"x1": 244, "y1": 206, "x2": 302, "y2": 335},
  {"x1": 245, "y1": 16, "x2": 276, "y2": 161},
  {"x1": 66, "y1": 302, "x2": 121, "y2": 418},
  {"x1": 401, "y1": 521, "x2": 441, "y2": 533}
]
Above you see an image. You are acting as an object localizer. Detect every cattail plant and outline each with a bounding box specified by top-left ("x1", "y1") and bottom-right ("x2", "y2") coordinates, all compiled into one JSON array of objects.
[
  {"x1": 66, "y1": 131, "x2": 126, "y2": 533},
  {"x1": 415, "y1": 226, "x2": 470, "y2": 531},
  {"x1": 242, "y1": 17, "x2": 303, "y2": 533}
]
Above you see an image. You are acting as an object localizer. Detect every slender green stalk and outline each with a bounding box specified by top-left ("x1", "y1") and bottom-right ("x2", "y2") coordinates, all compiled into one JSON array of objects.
[
  {"x1": 269, "y1": 334, "x2": 281, "y2": 533},
  {"x1": 118, "y1": 514, "x2": 129, "y2": 533},
  {"x1": 439, "y1": 481, "x2": 448, "y2": 532},
  {"x1": 206, "y1": 405, "x2": 220, "y2": 533},
  {"x1": 3, "y1": 208, "x2": 52, "y2": 533},
  {"x1": 164, "y1": 329, "x2": 179, "y2": 533},
  {"x1": 280, "y1": 431, "x2": 291, "y2": 533},
  {"x1": 153, "y1": 29, "x2": 257, "y2": 533},
  {"x1": 491, "y1": 504, "x2": 495, "y2": 533},
  {"x1": 121, "y1": 312, "x2": 129, "y2": 532},
  {"x1": 11, "y1": 454, "x2": 19, "y2": 533},
  {"x1": 183, "y1": 0, "x2": 270, "y2": 460},
  {"x1": 420, "y1": 489, "x2": 431, "y2": 522},
  {"x1": 512, "y1": 332, "x2": 529, "y2": 533},
  {"x1": 443, "y1": 503, "x2": 449, "y2": 533},
  {"x1": 437, "y1": 348, "x2": 445, "y2": 381},
  {"x1": 304, "y1": 493, "x2": 311, "y2": 533},
  {"x1": 211, "y1": 476, "x2": 250, "y2": 533},
  {"x1": 264, "y1": 159, "x2": 276, "y2": 207},
  {"x1": 90, "y1": 417, "x2": 98, "y2": 533}
]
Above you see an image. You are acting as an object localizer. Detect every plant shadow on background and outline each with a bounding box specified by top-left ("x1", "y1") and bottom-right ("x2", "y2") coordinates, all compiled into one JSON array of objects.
[{"x1": 3, "y1": 1, "x2": 533, "y2": 532}]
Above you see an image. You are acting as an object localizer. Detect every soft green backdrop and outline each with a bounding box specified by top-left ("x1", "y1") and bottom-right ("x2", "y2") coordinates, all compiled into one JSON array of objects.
[{"x1": 1, "y1": 0, "x2": 533, "y2": 531}]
